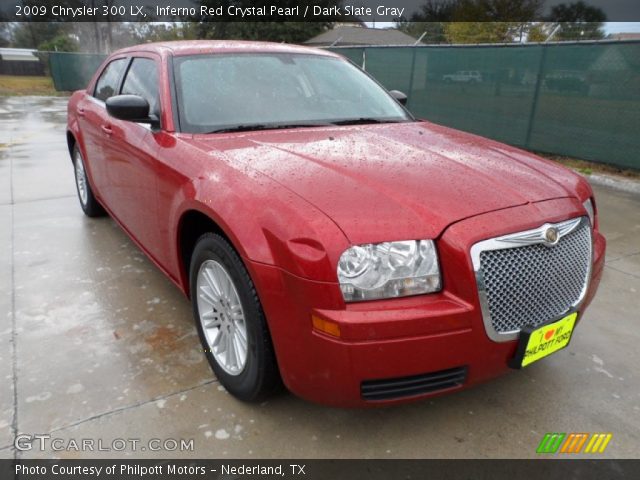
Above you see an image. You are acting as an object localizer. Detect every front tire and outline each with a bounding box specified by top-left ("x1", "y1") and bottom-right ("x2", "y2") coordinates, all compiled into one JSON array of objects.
[
  {"x1": 73, "y1": 146, "x2": 105, "y2": 217},
  {"x1": 190, "y1": 233, "x2": 280, "y2": 402}
]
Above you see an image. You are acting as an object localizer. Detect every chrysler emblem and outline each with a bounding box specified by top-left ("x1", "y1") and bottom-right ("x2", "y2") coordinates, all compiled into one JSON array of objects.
[{"x1": 544, "y1": 227, "x2": 559, "y2": 245}]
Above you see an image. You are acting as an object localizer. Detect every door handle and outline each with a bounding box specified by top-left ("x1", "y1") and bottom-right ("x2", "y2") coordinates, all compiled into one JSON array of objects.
[{"x1": 101, "y1": 124, "x2": 113, "y2": 135}]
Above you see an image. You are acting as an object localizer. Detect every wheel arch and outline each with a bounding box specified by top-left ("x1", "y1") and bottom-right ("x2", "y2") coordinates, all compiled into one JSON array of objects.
[
  {"x1": 66, "y1": 130, "x2": 76, "y2": 160},
  {"x1": 177, "y1": 208, "x2": 263, "y2": 299}
]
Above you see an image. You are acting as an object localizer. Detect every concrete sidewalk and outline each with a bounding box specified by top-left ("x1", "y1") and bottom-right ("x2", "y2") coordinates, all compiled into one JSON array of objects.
[{"x1": 1, "y1": 96, "x2": 638, "y2": 459}]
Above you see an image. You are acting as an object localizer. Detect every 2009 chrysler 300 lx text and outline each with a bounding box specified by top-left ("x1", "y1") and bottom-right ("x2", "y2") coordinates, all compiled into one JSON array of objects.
[{"x1": 67, "y1": 41, "x2": 606, "y2": 407}]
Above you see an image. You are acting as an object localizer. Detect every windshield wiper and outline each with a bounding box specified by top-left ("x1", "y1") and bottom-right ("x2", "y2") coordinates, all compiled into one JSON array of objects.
[
  {"x1": 208, "y1": 123, "x2": 332, "y2": 134},
  {"x1": 331, "y1": 118, "x2": 407, "y2": 126}
]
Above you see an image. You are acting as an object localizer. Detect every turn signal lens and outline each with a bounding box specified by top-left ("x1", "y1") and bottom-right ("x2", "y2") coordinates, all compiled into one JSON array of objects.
[{"x1": 312, "y1": 315, "x2": 341, "y2": 337}]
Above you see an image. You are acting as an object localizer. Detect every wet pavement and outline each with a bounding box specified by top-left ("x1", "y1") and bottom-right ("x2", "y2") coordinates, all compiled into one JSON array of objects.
[{"x1": 0, "y1": 96, "x2": 638, "y2": 459}]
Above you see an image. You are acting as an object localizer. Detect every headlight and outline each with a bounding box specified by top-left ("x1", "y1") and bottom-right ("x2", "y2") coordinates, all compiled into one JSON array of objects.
[
  {"x1": 337, "y1": 240, "x2": 441, "y2": 302},
  {"x1": 583, "y1": 198, "x2": 595, "y2": 226}
]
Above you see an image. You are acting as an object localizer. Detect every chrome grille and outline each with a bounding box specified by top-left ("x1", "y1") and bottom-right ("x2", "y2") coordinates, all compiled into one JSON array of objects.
[{"x1": 473, "y1": 217, "x2": 592, "y2": 340}]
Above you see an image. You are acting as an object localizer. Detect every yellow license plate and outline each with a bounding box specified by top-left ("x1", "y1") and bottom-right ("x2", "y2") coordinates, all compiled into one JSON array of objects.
[{"x1": 513, "y1": 313, "x2": 578, "y2": 368}]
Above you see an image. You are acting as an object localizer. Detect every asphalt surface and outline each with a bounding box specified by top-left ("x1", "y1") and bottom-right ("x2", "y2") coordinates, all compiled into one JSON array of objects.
[{"x1": 0, "y1": 96, "x2": 638, "y2": 459}]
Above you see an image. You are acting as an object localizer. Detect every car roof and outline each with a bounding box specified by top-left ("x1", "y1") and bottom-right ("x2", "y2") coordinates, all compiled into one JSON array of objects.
[{"x1": 112, "y1": 40, "x2": 339, "y2": 58}]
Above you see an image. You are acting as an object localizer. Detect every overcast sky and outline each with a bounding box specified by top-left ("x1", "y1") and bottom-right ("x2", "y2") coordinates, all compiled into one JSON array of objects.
[{"x1": 604, "y1": 22, "x2": 640, "y2": 33}]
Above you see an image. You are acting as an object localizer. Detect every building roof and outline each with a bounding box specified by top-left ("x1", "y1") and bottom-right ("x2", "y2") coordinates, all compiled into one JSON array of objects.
[
  {"x1": 0, "y1": 48, "x2": 39, "y2": 62},
  {"x1": 305, "y1": 25, "x2": 419, "y2": 47}
]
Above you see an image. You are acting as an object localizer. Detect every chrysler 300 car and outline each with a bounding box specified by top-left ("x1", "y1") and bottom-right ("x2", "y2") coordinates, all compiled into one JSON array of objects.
[{"x1": 66, "y1": 41, "x2": 605, "y2": 407}]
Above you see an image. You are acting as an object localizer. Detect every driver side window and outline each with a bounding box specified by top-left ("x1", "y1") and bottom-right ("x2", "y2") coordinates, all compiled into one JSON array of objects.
[
  {"x1": 94, "y1": 58, "x2": 127, "y2": 102},
  {"x1": 121, "y1": 58, "x2": 160, "y2": 117}
]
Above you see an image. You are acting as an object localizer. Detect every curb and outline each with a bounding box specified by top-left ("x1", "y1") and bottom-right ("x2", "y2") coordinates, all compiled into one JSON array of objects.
[{"x1": 581, "y1": 172, "x2": 640, "y2": 195}]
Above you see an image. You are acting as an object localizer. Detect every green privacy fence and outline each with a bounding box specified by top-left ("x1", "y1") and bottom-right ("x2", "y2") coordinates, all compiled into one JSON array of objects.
[
  {"x1": 48, "y1": 52, "x2": 107, "y2": 92},
  {"x1": 48, "y1": 42, "x2": 639, "y2": 169},
  {"x1": 330, "y1": 41, "x2": 640, "y2": 170}
]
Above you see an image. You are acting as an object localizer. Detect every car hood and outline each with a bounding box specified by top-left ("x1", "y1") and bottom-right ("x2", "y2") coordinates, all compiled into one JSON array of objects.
[{"x1": 188, "y1": 121, "x2": 578, "y2": 244}]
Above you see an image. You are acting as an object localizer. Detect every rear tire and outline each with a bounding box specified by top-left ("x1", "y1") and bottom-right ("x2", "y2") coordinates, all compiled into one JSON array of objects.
[
  {"x1": 73, "y1": 146, "x2": 105, "y2": 217},
  {"x1": 190, "y1": 233, "x2": 280, "y2": 402}
]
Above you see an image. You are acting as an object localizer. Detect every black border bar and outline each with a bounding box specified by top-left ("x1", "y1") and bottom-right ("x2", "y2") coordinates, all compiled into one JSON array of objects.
[
  {"x1": 1, "y1": 0, "x2": 640, "y2": 22},
  {"x1": 2, "y1": 459, "x2": 638, "y2": 480}
]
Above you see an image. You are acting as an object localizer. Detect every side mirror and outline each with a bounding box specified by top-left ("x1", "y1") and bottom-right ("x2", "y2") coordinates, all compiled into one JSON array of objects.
[
  {"x1": 106, "y1": 95, "x2": 158, "y2": 126},
  {"x1": 389, "y1": 90, "x2": 408, "y2": 106}
]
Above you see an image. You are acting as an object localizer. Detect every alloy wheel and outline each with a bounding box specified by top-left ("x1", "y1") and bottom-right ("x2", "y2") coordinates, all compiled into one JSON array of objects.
[{"x1": 196, "y1": 259, "x2": 248, "y2": 375}]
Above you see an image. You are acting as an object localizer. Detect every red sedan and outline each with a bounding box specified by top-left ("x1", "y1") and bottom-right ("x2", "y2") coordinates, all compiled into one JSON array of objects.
[{"x1": 67, "y1": 41, "x2": 605, "y2": 407}]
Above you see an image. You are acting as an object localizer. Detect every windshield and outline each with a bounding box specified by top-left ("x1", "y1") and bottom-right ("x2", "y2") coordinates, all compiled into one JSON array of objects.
[{"x1": 174, "y1": 53, "x2": 412, "y2": 133}]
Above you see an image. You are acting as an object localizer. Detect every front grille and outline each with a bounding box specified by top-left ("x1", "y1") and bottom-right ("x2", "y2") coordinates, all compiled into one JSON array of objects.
[
  {"x1": 479, "y1": 219, "x2": 591, "y2": 334},
  {"x1": 361, "y1": 366, "x2": 467, "y2": 401}
]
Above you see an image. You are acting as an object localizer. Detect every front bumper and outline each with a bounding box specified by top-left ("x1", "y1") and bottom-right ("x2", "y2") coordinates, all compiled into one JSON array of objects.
[{"x1": 248, "y1": 197, "x2": 606, "y2": 407}]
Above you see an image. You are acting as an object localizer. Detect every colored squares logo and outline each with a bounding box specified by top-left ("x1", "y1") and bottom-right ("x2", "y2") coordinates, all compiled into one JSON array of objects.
[
  {"x1": 560, "y1": 433, "x2": 589, "y2": 453},
  {"x1": 584, "y1": 433, "x2": 613, "y2": 453},
  {"x1": 537, "y1": 433, "x2": 612, "y2": 454},
  {"x1": 537, "y1": 433, "x2": 565, "y2": 453}
]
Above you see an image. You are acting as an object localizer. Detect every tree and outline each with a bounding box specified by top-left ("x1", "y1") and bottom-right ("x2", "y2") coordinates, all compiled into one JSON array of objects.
[
  {"x1": 397, "y1": 0, "x2": 460, "y2": 43},
  {"x1": 195, "y1": 22, "x2": 329, "y2": 43},
  {"x1": 128, "y1": 23, "x2": 198, "y2": 44},
  {"x1": 526, "y1": 22, "x2": 549, "y2": 42},
  {"x1": 398, "y1": 0, "x2": 544, "y2": 43},
  {"x1": 8, "y1": 0, "x2": 86, "y2": 48},
  {"x1": 38, "y1": 33, "x2": 78, "y2": 52},
  {"x1": 449, "y1": 0, "x2": 542, "y2": 43},
  {"x1": 63, "y1": 1, "x2": 125, "y2": 53},
  {"x1": 0, "y1": 21, "x2": 10, "y2": 47},
  {"x1": 70, "y1": 22, "x2": 138, "y2": 54},
  {"x1": 452, "y1": 0, "x2": 542, "y2": 22},
  {"x1": 415, "y1": 0, "x2": 460, "y2": 19},
  {"x1": 11, "y1": 22, "x2": 68, "y2": 49},
  {"x1": 444, "y1": 21, "x2": 516, "y2": 43},
  {"x1": 396, "y1": 22, "x2": 447, "y2": 43},
  {"x1": 196, "y1": 0, "x2": 334, "y2": 43},
  {"x1": 546, "y1": 1, "x2": 606, "y2": 40}
]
